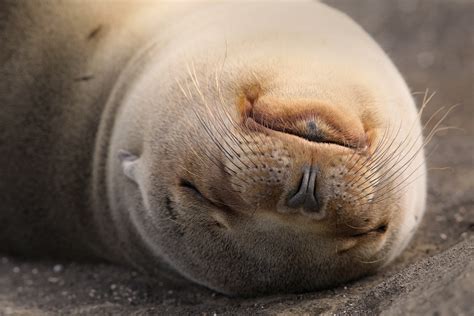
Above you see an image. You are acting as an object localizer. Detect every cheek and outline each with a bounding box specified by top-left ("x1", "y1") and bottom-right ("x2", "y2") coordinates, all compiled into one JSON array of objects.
[
  {"x1": 387, "y1": 183, "x2": 425, "y2": 262},
  {"x1": 397, "y1": 211, "x2": 417, "y2": 252}
]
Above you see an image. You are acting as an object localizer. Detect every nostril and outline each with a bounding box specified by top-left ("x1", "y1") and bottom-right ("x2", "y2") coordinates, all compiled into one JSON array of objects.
[{"x1": 287, "y1": 166, "x2": 324, "y2": 218}]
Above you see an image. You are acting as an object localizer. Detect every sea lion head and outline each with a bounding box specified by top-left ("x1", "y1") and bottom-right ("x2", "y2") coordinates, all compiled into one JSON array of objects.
[{"x1": 102, "y1": 2, "x2": 426, "y2": 295}]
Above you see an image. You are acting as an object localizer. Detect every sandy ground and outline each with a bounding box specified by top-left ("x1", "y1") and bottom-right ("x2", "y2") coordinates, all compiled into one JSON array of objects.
[{"x1": 1, "y1": 0, "x2": 473, "y2": 315}]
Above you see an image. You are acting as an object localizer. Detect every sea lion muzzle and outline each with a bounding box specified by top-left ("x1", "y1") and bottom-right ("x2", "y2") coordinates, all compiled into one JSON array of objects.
[
  {"x1": 287, "y1": 165, "x2": 324, "y2": 219},
  {"x1": 243, "y1": 95, "x2": 369, "y2": 150}
]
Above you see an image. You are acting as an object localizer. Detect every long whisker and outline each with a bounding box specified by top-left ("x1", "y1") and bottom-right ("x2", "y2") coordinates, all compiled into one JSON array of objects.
[
  {"x1": 351, "y1": 92, "x2": 435, "y2": 189},
  {"x1": 346, "y1": 120, "x2": 399, "y2": 186},
  {"x1": 368, "y1": 105, "x2": 457, "y2": 193},
  {"x1": 357, "y1": 141, "x2": 439, "y2": 206},
  {"x1": 346, "y1": 120, "x2": 398, "y2": 185},
  {"x1": 186, "y1": 62, "x2": 256, "y2": 176}
]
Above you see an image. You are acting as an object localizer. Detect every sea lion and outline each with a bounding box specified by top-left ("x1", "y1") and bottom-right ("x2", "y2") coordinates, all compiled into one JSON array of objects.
[{"x1": 0, "y1": 1, "x2": 426, "y2": 295}]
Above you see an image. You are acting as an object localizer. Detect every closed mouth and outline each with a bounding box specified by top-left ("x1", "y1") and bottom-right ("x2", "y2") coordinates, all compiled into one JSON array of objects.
[{"x1": 244, "y1": 116, "x2": 359, "y2": 150}]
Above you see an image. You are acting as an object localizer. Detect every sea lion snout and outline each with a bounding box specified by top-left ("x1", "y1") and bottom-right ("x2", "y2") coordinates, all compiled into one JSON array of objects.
[
  {"x1": 195, "y1": 87, "x2": 377, "y2": 225},
  {"x1": 287, "y1": 165, "x2": 325, "y2": 219},
  {"x1": 243, "y1": 95, "x2": 368, "y2": 150}
]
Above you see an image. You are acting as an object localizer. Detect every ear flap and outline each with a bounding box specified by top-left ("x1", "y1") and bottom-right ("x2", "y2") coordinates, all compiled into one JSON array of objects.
[{"x1": 118, "y1": 149, "x2": 140, "y2": 183}]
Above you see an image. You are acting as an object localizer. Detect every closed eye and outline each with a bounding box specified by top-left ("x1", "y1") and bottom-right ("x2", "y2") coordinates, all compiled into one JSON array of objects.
[
  {"x1": 351, "y1": 223, "x2": 388, "y2": 237},
  {"x1": 179, "y1": 178, "x2": 223, "y2": 209},
  {"x1": 179, "y1": 178, "x2": 205, "y2": 198},
  {"x1": 178, "y1": 178, "x2": 236, "y2": 216}
]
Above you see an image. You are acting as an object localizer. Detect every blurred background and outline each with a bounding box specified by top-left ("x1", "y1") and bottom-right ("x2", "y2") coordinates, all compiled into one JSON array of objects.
[{"x1": 1, "y1": 1, "x2": 472, "y2": 315}]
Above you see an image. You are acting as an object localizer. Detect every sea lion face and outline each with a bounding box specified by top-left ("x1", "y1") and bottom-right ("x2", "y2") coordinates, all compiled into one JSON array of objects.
[{"x1": 106, "y1": 3, "x2": 426, "y2": 295}]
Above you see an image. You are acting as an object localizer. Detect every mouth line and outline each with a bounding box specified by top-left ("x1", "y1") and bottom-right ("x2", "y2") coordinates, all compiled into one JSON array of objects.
[{"x1": 244, "y1": 117, "x2": 359, "y2": 151}]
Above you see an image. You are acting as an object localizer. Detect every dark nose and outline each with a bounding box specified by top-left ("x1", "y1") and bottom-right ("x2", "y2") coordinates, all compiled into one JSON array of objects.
[{"x1": 287, "y1": 166, "x2": 325, "y2": 219}]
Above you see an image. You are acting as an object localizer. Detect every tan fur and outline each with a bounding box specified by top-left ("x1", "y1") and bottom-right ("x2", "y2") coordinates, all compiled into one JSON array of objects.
[{"x1": 0, "y1": 1, "x2": 426, "y2": 295}]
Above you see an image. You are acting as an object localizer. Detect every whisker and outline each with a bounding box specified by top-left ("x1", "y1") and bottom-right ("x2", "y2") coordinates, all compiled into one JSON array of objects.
[
  {"x1": 186, "y1": 62, "x2": 259, "y2": 176},
  {"x1": 358, "y1": 142, "x2": 440, "y2": 206},
  {"x1": 346, "y1": 120, "x2": 399, "y2": 185},
  {"x1": 357, "y1": 103, "x2": 456, "y2": 197}
]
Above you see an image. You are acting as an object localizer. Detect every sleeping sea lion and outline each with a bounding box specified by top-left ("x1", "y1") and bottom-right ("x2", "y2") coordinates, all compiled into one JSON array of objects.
[{"x1": 0, "y1": 0, "x2": 426, "y2": 295}]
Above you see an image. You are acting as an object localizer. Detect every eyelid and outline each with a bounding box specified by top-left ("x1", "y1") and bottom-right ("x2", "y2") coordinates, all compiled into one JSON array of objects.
[
  {"x1": 179, "y1": 179, "x2": 204, "y2": 197},
  {"x1": 178, "y1": 179, "x2": 237, "y2": 215}
]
